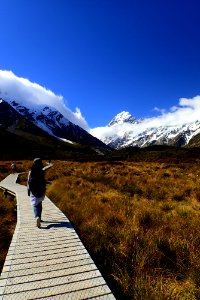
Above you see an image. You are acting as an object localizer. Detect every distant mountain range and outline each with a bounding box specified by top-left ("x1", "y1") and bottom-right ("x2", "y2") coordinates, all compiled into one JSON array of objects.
[
  {"x1": 100, "y1": 111, "x2": 200, "y2": 149},
  {"x1": 1, "y1": 94, "x2": 200, "y2": 160}
]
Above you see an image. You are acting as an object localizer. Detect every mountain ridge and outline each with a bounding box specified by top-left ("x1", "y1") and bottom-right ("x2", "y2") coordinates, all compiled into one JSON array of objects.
[
  {"x1": 101, "y1": 111, "x2": 200, "y2": 149},
  {"x1": 0, "y1": 98, "x2": 112, "y2": 160},
  {"x1": 0, "y1": 98, "x2": 111, "y2": 152},
  {"x1": 2, "y1": 94, "x2": 200, "y2": 154}
]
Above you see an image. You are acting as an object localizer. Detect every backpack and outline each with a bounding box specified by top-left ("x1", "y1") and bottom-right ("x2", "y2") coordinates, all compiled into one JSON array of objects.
[{"x1": 29, "y1": 171, "x2": 46, "y2": 197}]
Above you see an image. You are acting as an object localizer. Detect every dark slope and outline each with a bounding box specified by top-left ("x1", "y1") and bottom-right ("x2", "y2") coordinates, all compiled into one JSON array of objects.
[{"x1": 0, "y1": 100, "x2": 106, "y2": 160}]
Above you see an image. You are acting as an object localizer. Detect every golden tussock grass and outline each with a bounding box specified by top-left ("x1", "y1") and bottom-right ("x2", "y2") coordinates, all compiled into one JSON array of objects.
[
  {"x1": 1, "y1": 158, "x2": 200, "y2": 299},
  {"x1": 0, "y1": 190, "x2": 17, "y2": 272},
  {"x1": 46, "y1": 160, "x2": 200, "y2": 299},
  {"x1": 0, "y1": 160, "x2": 34, "y2": 272}
]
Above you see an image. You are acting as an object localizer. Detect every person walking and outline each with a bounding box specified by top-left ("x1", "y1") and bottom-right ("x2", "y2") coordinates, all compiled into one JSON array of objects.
[
  {"x1": 27, "y1": 158, "x2": 46, "y2": 228},
  {"x1": 11, "y1": 162, "x2": 17, "y2": 173}
]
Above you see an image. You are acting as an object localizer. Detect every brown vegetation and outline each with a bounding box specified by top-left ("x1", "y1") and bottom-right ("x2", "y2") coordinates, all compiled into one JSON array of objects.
[
  {"x1": 46, "y1": 160, "x2": 200, "y2": 299},
  {"x1": 0, "y1": 160, "x2": 18, "y2": 272},
  {"x1": 1, "y1": 154, "x2": 200, "y2": 299},
  {"x1": 0, "y1": 191, "x2": 17, "y2": 272}
]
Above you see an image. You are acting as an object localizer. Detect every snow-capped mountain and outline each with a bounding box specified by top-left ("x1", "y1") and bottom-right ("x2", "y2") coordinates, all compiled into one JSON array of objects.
[
  {"x1": 108, "y1": 111, "x2": 139, "y2": 126},
  {"x1": 101, "y1": 111, "x2": 200, "y2": 149},
  {"x1": 0, "y1": 98, "x2": 110, "y2": 151}
]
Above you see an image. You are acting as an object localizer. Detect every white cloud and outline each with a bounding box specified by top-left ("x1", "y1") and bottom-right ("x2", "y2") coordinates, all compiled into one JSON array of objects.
[
  {"x1": 90, "y1": 95, "x2": 200, "y2": 141},
  {"x1": 0, "y1": 70, "x2": 89, "y2": 131},
  {"x1": 153, "y1": 106, "x2": 166, "y2": 114},
  {"x1": 1, "y1": 69, "x2": 200, "y2": 143}
]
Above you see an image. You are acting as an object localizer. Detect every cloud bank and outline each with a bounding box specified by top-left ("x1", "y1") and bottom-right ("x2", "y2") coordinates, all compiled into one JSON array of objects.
[
  {"x1": 0, "y1": 70, "x2": 89, "y2": 131},
  {"x1": 1, "y1": 69, "x2": 200, "y2": 143},
  {"x1": 90, "y1": 95, "x2": 200, "y2": 140}
]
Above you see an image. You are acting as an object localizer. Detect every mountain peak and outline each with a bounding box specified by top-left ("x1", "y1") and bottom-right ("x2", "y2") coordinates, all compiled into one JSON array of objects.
[{"x1": 108, "y1": 111, "x2": 136, "y2": 126}]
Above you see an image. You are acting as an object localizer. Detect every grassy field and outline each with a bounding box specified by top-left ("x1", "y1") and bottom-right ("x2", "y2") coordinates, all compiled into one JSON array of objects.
[
  {"x1": 45, "y1": 160, "x2": 200, "y2": 300},
  {"x1": 1, "y1": 154, "x2": 200, "y2": 299},
  {"x1": 0, "y1": 191, "x2": 17, "y2": 272}
]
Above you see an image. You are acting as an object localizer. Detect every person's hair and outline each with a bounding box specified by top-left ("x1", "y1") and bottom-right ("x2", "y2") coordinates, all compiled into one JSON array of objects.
[{"x1": 31, "y1": 158, "x2": 43, "y2": 176}]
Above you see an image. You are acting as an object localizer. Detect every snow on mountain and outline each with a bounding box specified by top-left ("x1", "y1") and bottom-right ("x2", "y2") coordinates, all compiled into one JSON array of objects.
[
  {"x1": 108, "y1": 111, "x2": 138, "y2": 126},
  {"x1": 1, "y1": 98, "x2": 110, "y2": 150},
  {"x1": 97, "y1": 111, "x2": 200, "y2": 149},
  {"x1": 0, "y1": 70, "x2": 89, "y2": 131},
  {"x1": 8, "y1": 100, "x2": 70, "y2": 138}
]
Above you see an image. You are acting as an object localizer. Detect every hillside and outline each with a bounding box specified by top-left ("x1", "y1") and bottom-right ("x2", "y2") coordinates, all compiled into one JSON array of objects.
[
  {"x1": 187, "y1": 132, "x2": 200, "y2": 148},
  {"x1": 0, "y1": 100, "x2": 111, "y2": 160},
  {"x1": 0, "y1": 128, "x2": 101, "y2": 160}
]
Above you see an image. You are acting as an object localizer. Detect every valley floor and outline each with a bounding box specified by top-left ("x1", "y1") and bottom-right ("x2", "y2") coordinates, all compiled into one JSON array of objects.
[{"x1": 1, "y1": 155, "x2": 200, "y2": 299}]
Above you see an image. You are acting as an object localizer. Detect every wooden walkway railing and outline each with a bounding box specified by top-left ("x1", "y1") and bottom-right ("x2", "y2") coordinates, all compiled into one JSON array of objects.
[{"x1": 0, "y1": 173, "x2": 115, "y2": 299}]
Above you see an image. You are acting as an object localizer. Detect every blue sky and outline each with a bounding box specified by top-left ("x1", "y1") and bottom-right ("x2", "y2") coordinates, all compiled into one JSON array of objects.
[{"x1": 1, "y1": 0, "x2": 200, "y2": 128}]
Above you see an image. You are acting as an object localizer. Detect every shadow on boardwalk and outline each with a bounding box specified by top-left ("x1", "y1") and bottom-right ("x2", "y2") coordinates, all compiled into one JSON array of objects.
[{"x1": 42, "y1": 221, "x2": 74, "y2": 230}]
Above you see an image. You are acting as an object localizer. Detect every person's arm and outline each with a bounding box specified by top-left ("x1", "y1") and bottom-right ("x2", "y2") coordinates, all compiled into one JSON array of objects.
[{"x1": 42, "y1": 164, "x2": 52, "y2": 172}]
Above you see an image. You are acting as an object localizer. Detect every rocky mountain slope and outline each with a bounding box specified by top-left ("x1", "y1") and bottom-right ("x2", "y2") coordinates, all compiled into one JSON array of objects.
[
  {"x1": 101, "y1": 111, "x2": 200, "y2": 149},
  {"x1": 0, "y1": 98, "x2": 110, "y2": 153}
]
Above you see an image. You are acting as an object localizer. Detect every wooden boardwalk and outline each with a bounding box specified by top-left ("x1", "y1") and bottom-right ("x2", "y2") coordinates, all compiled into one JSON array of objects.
[{"x1": 0, "y1": 173, "x2": 115, "y2": 299}]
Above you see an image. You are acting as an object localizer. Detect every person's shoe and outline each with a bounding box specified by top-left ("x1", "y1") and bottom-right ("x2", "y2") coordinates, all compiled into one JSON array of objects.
[{"x1": 36, "y1": 217, "x2": 41, "y2": 228}]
